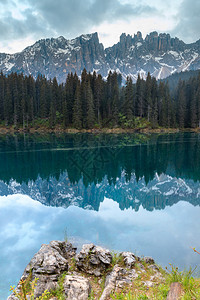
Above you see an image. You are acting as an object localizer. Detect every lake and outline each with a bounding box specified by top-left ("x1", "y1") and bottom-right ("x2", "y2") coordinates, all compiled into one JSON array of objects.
[{"x1": 1, "y1": 132, "x2": 200, "y2": 299}]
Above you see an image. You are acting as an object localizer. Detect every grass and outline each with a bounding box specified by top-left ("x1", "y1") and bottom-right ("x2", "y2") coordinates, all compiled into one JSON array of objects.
[
  {"x1": 50, "y1": 271, "x2": 67, "y2": 300},
  {"x1": 108, "y1": 262, "x2": 200, "y2": 300},
  {"x1": 10, "y1": 258, "x2": 200, "y2": 300},
  {"x1": 10, "y1": 277, "x2": 51, "y2": 300},
  {"x1": 166, "y1": 264, "x2": 200, "y2": 299},
  {"x1": 111, "y1": 251, "x2": 125, "y2": 267}
]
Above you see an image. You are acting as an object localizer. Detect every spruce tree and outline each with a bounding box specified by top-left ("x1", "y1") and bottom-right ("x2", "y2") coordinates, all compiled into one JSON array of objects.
[
  {"x1": 124, "y1": 76, "x2": 133, "y2": 120},
  {"x1": 177, "y1": 80, "x2": 186, "y2": 128},
  {"x1": 86, "y1": 81, "x2": 95, "y2": 129},
  {"x1": 144, "y1": 72, "x2": 152, "y2": 121},
  {"x1": 80, "y1": 69, "x2": 88, "y2": 128},
  {"x1": 4, "y1": 86, "x2": 12, "y2": 125},
  {"x1": 0, "y1": 72, "x2": 5, "y2": 121},
  {"x1": 73, "y1": 83, "x2": 82, "y2": 129},
  {"x1": 136, "y1": 74, "x2": 145, "y2": 117},
  {"x1": 94, "y1": 74, "x2": 103, "y2": 125},
  {"x1": 49, "y1": 100, "x2": 56, "y2": 128},
  {"x1": 196, "y1": 87, "x2": 200, "y2": 128}
]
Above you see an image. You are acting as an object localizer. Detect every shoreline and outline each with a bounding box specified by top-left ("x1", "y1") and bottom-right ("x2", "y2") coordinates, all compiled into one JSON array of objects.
[{"x1": 0, "y1": 126, "x2": 199, "y2": 135}]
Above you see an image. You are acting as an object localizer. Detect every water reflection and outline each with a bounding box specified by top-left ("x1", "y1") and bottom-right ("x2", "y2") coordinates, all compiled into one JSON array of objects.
[
  {"x1": 1, "y1": 132, "x2": 200, "y2": 299},
  {"x1": 0, "y1": 132, "x2": 200, "y2": 211},
  {"x1": 1, "y1": 194, "x2": 200, "y2": 300}
]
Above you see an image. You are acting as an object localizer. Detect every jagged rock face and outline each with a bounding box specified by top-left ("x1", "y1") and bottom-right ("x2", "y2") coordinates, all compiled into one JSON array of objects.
[
  {"x1": 105, "y1": 31, "x2": 200, "y2": 81},
  {"x1": 0, "y1": 31, "x2": 200, "y2": 83},
  {"x1": 7, "y1": 241, "x2": 77, "y2": 299},
  {"x1": 75, "y1": 243, "x2": 113, "y2": 276},
  {"x1": 120, "y1": 252, "x2": 138, "y2": 268},
  {"x1": 7, "y1": 241, "x2": 164, "y2": 300},
  {"x1": 63, "y1": 275, "x2": 91, "y2": 300},
  {"x1": 100, "y1": 265, "x2": 139, "y2": 300},
  {"x1": 0, "y1": 33, "x2": 107, "y2": 83}
]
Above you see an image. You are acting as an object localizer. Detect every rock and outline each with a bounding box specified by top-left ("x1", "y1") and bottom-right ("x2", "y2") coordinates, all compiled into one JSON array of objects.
[
  {"x1": 143, "y1": 256, "x2": 155, "y2": 264},
  {"x1": 115, "y1": 268, "x2": 138, "y2": 289},
  {"x1": 143, "y1": 280, "x2": 154, "y2": 288},
  {"x1": 76, "y1": 244, "x2": 112, "y2": 276},
  {"x1": 150, "y1": 273, "x2": 164, "y2": 281},
  {"x1": 7, "y1": 295, "x2": 18, "y2": 300},
  {"x1": 100, "y1": 265, "x2": 139, "y2": 299},
  {"x1": 138, "y1": 263, "x2": 146, "y2": 272},
  {"x1": 63, "y1": 275, "x2": 91, "y2": 300},
  {"x1": 8, "y1": 241, "x2": 76, "y2": 299},
  {"x1": 148, "y1": 264, "x2": 159, "y2": 272},
  {"x1": 8, "y1": 241, "x2": 164, "y2": 300},
  {"x1": 167, "y1": 282, "x2": 183, "y2": 300},
  {"x1": 49, "y1": 240, "x2": 77, "y2": 259},
  {"x1": 120, "y1": 252, "x2": 137, "y2": 268},
  {"x1": 1, "y1": 31, "x2": 200, "y2": 84},
  {"x1": 100, "y1": 265, "x2": 121, "y2": 300}
]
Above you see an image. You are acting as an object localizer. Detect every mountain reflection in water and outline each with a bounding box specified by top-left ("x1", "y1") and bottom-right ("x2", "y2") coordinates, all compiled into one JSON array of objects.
[{"x1": 0, "y1": 132, "x2": 200, "y2": 211}]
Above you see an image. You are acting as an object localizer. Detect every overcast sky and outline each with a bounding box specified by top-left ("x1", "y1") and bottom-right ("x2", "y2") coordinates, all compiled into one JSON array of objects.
[{"x1": 0, "y1": 0, "x2": 199, "y2": 53}]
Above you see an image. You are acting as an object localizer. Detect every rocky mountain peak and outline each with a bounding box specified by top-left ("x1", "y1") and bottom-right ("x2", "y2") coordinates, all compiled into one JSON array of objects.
[
  {"x1": 0, "y1": 31, "x2": 200, "y2": 83},
  {"x1": 135, "y1": 31, "x2": 143, "y2": 41}
]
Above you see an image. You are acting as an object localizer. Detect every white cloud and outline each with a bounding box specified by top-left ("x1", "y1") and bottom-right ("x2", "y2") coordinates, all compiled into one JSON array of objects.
[
  {"x1": 0, "y1": 0, "x2": 171, "y2": 53},
  {"x1": 0, "y1": 0, "x2": 195, "y2": 54},
  {"x1": 171, "y1": 0, "x2": 200, "y2": 43},
  {"x1": 96, "y1": 16, "x2": 178, "y2": 48},
  {"x1": 1, "y1": 193, "x2": 200, "y2": 299}
]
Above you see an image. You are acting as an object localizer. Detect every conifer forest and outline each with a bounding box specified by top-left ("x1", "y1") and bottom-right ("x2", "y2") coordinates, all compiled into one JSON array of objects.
[{"x1": 0, "y1": 69, "x2": 200, "y2": 129}]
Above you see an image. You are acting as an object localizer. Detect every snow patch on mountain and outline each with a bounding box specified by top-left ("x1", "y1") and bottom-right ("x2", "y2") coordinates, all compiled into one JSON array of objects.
[{"x1": 0, "y1": 31, "x2": 200, "y2": 83}]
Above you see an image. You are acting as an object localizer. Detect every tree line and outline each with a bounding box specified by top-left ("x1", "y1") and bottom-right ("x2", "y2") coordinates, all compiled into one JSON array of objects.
[
  {"x1": 0, "y1": 69, "x2": 199, "y2": 129},
  {"x1": 1, "y1": 132, "x2": 200, "y2": 185}
]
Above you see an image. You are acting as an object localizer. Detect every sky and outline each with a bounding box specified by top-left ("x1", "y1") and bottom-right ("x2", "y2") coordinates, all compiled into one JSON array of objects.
[
  {"x1": 0, "y1": 0, "x2": 199, "y2": 53},
  {"x1": 1, "y1": 194, "x2": 200, "y2": 299}
]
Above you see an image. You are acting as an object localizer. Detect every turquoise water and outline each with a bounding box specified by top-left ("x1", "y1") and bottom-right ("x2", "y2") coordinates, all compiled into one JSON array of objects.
[{"x1": 0, "y1": 132, "x2": 200, "y2": 299}]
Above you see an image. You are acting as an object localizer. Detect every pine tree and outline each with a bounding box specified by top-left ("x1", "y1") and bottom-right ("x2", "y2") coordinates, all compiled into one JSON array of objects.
[
  {"x1": 49, "y1": 100, "x2": 56, "y2": 128},
  {"x1": 136, "y1": 74, "x2": 145, "y2": 117},
  {"x1": 94, "y1": 74, "x2": 103, "y2": 125},
  {"x1": 106, "y1": 71, "x2": 113, "y2": 119},
  {"x1": 177, "y1": 80, "x2": 186, "y2": 128},
  {"x1": 21, "y1": 97, "x2": 26, "y2": 129},
  {"x1": 0, "y1": 72, "x2": 5, "y2": 121},
  {"x1": 86, "y1": 82, "x2": 95, "y2": 129},
  {"x1": 196, "y1": 87, "x2": 200, "y2": 128},
  {"x1": 190, "y1": 90, "x2": 197, "y2": 128},
  {"x1": 4, "y1": 86, "x2": 13, "y2": 125},
  {"x1": 80, "y1": 69, "x2": 88, "y2": 128},
  {"x1": 111, "y1": 78, "x2": 120, "y2": 125},
  {"x1": 124, "y1": 76, "x2": 134, "y2": 120},
  {"x1": 150, "y1": 77, "x2": 158, "y2": 123},
  {"x1": 40, "y1": 81, "x2": 47, "y2": 118},
  {"x1": 73, "y1": 83, "x2": 82, "y2": 129},
  {"x1": 144, "y1": 72, "x2": 152, "y2": 121}
]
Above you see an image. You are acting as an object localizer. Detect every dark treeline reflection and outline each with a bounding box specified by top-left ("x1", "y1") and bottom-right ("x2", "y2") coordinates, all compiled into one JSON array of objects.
[{"x1": 0, "y1": 132, "x2": 200, "y2": 185}]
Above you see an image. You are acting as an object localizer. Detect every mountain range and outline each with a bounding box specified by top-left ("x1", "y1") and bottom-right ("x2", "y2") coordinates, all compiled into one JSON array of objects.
[
  {"x1": 1, "y1": 171, "x2": 200, "y2": 212},
  {"x1": 0, "y1": 31, "x2": 200, "y2": 82}
]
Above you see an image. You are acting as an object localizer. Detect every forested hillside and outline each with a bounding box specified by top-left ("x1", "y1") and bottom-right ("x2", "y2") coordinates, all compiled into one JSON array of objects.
[
  {"x1": 0, "y1": 70, "x2": 199, "y2": 129},
  {"x1": 162, "y1": 69, "x2": 200, "y2": 94}
]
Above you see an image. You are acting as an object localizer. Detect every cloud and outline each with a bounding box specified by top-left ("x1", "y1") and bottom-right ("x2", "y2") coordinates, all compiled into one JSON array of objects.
[
  {"x1": 0, "y1": 0, "x2": 157, "y2": 42},
  {"x1": 1, "y1": 193, "x2": 200, "y2": 299},
  {"x1": 171, "y1": 0, "x2": 200, "y2": 43}
]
